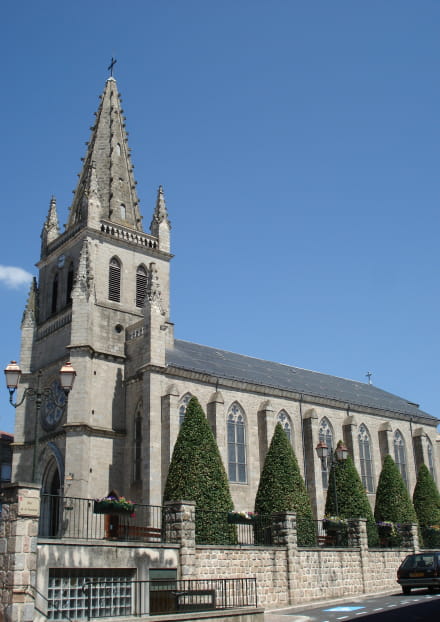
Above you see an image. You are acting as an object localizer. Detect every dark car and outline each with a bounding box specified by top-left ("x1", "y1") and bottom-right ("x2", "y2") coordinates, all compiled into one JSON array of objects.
[{"x1": 397, "y1": 552, "x2": 440, "y2": 594}]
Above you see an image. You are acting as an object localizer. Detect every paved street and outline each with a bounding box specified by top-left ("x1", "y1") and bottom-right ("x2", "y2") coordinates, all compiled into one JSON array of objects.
[{"x1": 265, "y1": 589, "x2": 440, "y2": 622}]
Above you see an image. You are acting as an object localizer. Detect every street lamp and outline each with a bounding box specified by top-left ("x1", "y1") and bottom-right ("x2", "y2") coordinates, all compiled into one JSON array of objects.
[
  {"x1": 315, "y1": 439, "x2": 348, "y2": 516},
  {"x1": 4, "y1": 361, "x2": 76, "y2": 482}
]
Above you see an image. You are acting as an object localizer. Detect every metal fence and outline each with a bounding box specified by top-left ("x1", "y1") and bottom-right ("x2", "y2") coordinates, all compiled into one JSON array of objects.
[
  {"x1": 70, "y1": 578, "x2": 257, "y2": 619},
  {"x1": 375, "y1": 524, "x2": 414, "y2": 549},
  {"x1": 194, "y1": 509, "x2": 274, "y2": 546},
  {"x1": 39, "y1": 494, "x2": 164, "y2": 543},
  {"x1": 296, "y1": 518, "x2": 351, "y2": 547}
]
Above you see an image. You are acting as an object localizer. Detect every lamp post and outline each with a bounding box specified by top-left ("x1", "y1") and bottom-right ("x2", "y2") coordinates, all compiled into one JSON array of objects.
[
  {"x1": 4, "y1": 361, "x2": 76, "y2": 482},
  {"x1": 315, "y1": 440, "x2": 348, "y2": 516}
]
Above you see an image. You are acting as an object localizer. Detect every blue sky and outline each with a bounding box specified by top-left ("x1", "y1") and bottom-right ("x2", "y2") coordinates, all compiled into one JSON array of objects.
[{"x1": 1, "y1": 1, "x2": 439, "y2": 434}]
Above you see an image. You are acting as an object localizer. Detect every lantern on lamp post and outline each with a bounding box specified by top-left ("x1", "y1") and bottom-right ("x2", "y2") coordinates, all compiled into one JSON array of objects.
[
  {"x1": 4, "y1": 361, "x2": 76, "y2": 482},
  {"x1": 315, "y1": 439, "x2": 348, "y2": 516}
]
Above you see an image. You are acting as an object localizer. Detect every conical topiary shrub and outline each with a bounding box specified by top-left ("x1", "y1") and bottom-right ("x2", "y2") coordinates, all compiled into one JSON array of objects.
[
  {"x1": 163, "y1": 396, "x2": 235, "y2": 544},
  {"x1": 374, "y1": 455, "x2": 417, "y2": 545},
  {"x1": 413, "y1": 464, "x2": 440, "y2": 547},
  {"x1": 324, "y1": 442, "x2": 379, "y2": 546},
  {"x1": 255, "y1": 423, "x2": 315, "y2": 546}
]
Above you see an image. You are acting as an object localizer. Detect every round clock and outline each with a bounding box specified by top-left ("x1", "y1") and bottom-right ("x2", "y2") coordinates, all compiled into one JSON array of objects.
[{"x1": 41, "y1": 380, "x2": 67, "y2": 431}]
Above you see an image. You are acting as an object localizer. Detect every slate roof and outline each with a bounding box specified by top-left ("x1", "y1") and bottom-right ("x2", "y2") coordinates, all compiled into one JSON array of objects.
[{"x1": 166, "y1": 339, "x2": 437, "y2": 424}]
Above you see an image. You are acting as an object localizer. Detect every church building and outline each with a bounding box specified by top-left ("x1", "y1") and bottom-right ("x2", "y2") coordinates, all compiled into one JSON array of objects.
[{"x1": 11, "y1": 76, "x2": 439, "y2": 520}]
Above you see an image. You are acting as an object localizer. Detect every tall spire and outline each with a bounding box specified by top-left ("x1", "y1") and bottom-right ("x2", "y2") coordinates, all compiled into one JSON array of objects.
[
  {"x1": 41, "y1": 196, "x2": 60, "y2": 257},
  {"x1": 67, "y1": 77, "x2": 142, "y2": 232}
]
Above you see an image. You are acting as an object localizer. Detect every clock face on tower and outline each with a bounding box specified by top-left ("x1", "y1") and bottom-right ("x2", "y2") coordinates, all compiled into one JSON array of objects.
[{"x1": 41, "y1": 380, "x2": 67, "y2": 431}]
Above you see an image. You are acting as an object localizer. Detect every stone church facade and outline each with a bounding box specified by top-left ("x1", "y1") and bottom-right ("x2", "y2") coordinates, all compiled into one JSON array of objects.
[{"x1": 12, "y1": 77, "x2": 439, "y2": 520}]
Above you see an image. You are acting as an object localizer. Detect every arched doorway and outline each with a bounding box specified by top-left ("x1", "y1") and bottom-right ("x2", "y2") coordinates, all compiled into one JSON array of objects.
[{"x1": 40, "y1": 458, "x2": 62, "y2": 537}]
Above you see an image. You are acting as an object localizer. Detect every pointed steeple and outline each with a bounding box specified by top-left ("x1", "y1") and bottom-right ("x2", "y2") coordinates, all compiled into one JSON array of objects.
[
  {"x1": 150, "y1": 185, "x2": 171, "y2": 252},
  {"x1": 41, "y1": 196, "x2": 60, "y2": 257},
  {"x1": 67, "y1": 77, "x2": 142, "y2": 232}
]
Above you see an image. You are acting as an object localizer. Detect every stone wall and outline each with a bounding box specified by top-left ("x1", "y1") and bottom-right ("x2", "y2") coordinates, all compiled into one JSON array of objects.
[
  {"x1": 0, "y1": 494, "x2": 419, "y2": 619},
  {"x1": 168, "y1": 502, "x2": 416, "y2": 608},
  {"x1": 193, "y1": 546, "x2": 408, "y2": 608},
  {"x1": 0, "y1": 484, "x2": 40, "y2": 622},
  {"x1": 194, "y1": 547, "x2": 289, "y2": 608}
]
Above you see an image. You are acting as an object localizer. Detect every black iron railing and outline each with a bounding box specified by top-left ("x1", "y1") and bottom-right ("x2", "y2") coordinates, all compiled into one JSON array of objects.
[
  {"x1": 39, "y1": 494, "x2": 165, "y2": 542},
  {"x1": 77, "y1": 577, "x2": 258, "y2": 618},
  {"x1": 375, "y1": 523, "x2": 414, "y2": 548},
  {"x1": 194, "y1": 509, "x2": 274, "y2": 546},
  {"x1": 296, "y1": 518, "x2": 352, "y2": 547}
]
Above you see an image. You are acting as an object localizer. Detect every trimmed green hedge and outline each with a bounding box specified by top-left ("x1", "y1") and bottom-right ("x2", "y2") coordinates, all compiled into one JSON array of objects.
[
  {"x1": 324, "y1": 444, "x2": 379, "y2": 546},
  {"x1": 374, "y1": 455, "x2": 417, "y2": 524},
  {"x1": 413, "y1": 464, "x2": 440, "y2": 548},
  {"x1": 255, "y1": 423, "x2": 315, "y2": 546},
  {"x1": 163, "y1": 396, "x2": 235, "y2": 544}
]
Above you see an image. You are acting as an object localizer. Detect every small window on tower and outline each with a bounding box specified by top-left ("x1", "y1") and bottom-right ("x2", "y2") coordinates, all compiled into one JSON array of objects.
[
  {"x1": 136, "y1": 265, "x2": 148, "y2": 307},
  {"x1": 108, "y1": 257, "x2": 121, "y2": 302},
  {"x1": 120, "y1": 204, "x2": 126, "y2": 219}
]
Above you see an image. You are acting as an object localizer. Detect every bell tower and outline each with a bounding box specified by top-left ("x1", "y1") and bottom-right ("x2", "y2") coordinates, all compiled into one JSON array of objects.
[{"x1": 12, "y1": 76, "x2": 172, "y2": 500}]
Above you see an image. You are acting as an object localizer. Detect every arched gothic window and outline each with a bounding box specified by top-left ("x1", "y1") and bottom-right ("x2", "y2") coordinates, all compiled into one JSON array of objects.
[
  {"x1": 136, "y1": 265, "x2": 149, "y2": 308},
  {"x1": 277, "y1": 410, "x2": 292, "y2": 442},
  {"x1": 319, "y1": 418, "x2": 333, "y2": 489},
  {"x1": 66, "y1": 262, "x2": 74, "y2": 304},
  {"x1": 179, "y1": 393, "x2": 192, "y2": 426},
  {"x1": 120, "y1": 204, "x2": 126, "y2": 219},
  {"x1": 394, "y1": 430, "x2": 408, "y2": 488},
  {"x1": 108, "y1": 257, "x2": 121, "y2": 302},
  {"x1": 427, "y1": 438, "x2": 435, "y2": 480},
  {"x1": 133, "y1": 403, "x2": 142, "y2": 483},
  {"x1": 227, "y1": 403, "x2": 247, "y2": 483},
  {"x1": 358, "y1": 424, "x2": 374, "y2": 492},
  {"x1": 51, "y1": 273, "x2": 58, "y2": 314}
]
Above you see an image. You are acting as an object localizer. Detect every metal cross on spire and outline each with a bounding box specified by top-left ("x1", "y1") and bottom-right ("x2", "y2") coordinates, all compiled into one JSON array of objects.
[
  {"x1": 108, "y1": 57, "x2": 117, "y2": 77},
  {"x1": 366, "y1": 371, "x2": 372, "y2": 385}
]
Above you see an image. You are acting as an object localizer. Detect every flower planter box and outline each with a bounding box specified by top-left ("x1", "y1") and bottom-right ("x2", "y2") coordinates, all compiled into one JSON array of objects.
[{"x1": 93, "y1": 500, "x2": 134, "y2": 514}]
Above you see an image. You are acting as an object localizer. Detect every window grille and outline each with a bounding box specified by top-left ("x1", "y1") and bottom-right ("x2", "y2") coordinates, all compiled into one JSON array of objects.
[
  {"x1": 48, "y1": 569, "x2": 134, "y2": 620},
  {"x1": 136, "y1": 266, "x2": 149, "y2": 307},
  {"x1": 393, "y1": 430, "x2": 408, "y2": 487},
  {"x1": 319, "y1": 418, "x2": 333, "y2": 489},
  {"x1": 108, "y1": 257, "x2": 121, "y2": 302},
  {"x1": 227, "y1": 403, "x2": 247, "y2": 483},
  {"x1": 358, "y1": 424, "x2": 374, "y2": 492}
]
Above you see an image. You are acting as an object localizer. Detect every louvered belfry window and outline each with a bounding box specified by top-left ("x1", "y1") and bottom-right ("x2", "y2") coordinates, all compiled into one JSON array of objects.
[
  {"x1": 108, "y1": 257, "x2": 121, "y2": 302},
  {"x1": 136, "y1": 265, "x2": 148, "y2": 307}
]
